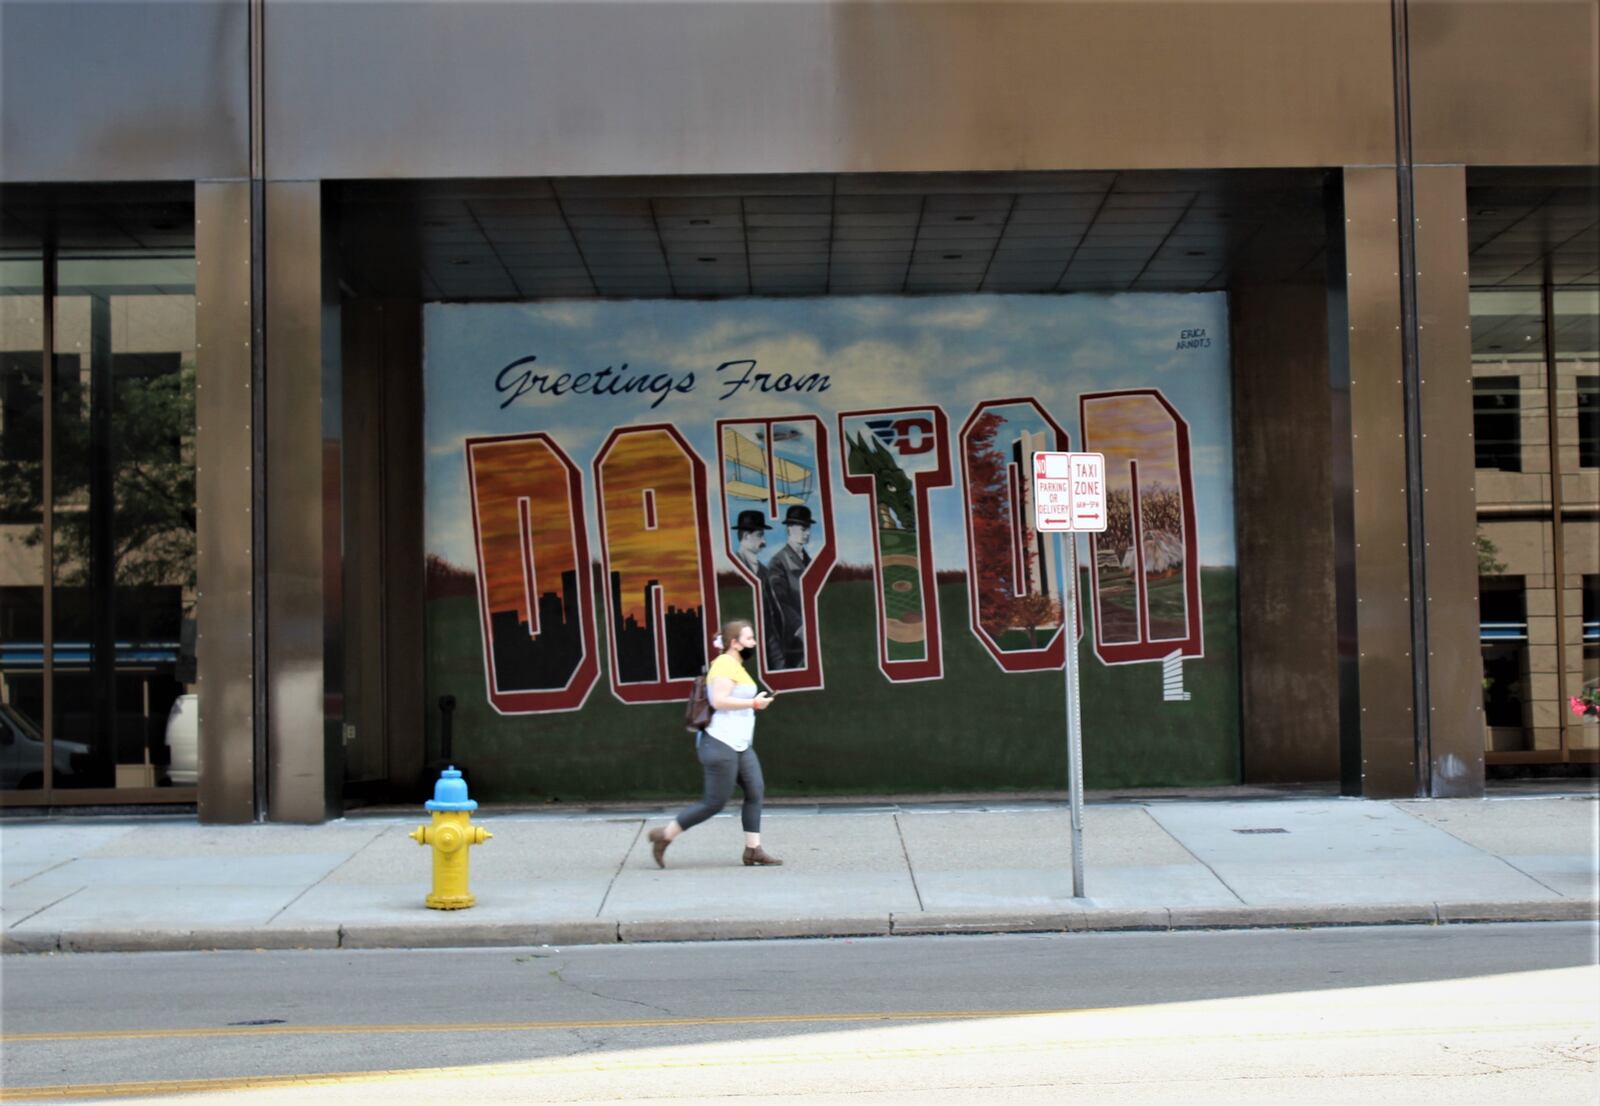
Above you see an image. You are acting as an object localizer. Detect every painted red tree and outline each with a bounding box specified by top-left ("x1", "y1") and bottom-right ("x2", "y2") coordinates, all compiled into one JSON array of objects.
[{"x1": 964, "y1": 411, "x2": 1017, "y2": 640}]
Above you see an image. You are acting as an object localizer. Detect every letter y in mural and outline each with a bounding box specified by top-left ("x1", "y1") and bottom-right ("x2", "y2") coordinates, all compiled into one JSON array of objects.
[
  {"x1": 838, "y1": 407, "x2": 952, "y2": 682},
  {"x1": 716, "y1": 416, "x2": 836, "y2": 690}
]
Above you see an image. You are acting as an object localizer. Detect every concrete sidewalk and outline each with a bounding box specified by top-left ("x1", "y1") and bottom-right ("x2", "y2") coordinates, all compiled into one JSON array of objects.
[{"x1": 2, "y1": 795, "x2": 1596, "y2": 953}]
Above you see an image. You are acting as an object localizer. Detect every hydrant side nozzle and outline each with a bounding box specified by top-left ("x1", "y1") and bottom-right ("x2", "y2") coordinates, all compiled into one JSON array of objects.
[
  {"x1": 409, "y1": 825, "x2": 429, "y2": 845},
  {"x1": 475, "y1": 827, "x2": 492, "y2": 844}
]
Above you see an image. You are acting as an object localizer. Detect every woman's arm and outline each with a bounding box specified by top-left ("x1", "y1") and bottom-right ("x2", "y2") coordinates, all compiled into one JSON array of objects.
[{"x1": 707, "y1": 675, "x2": 771, "y2": 711}]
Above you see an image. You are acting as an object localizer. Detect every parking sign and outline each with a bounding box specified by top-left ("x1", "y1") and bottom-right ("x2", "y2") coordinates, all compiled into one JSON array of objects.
[{"x1": 1032, "y1": 452, "x2": 1107, "y2": 533}]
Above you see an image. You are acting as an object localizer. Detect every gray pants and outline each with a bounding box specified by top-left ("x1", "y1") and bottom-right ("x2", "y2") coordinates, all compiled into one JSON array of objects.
[{"x1": 675, "y1": 733, "x2": 765, "y2": 833}]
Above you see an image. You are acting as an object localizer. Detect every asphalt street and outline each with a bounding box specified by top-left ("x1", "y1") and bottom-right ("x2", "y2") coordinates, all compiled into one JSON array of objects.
[{"x1": 1, "y1": 923, "x2": 1597, "y2": 1104}]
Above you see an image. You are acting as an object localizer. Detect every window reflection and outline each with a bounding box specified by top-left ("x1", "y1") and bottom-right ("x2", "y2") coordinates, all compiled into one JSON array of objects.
[
  {"x1": 1554, "y1": 288, "x2": 1599, "y2": 752},
  {"x1": 0, "y1": 256, "x2": 46, "y2": 790},
  {"x1": 51, "y1": 258, "x2": 196, "y2": 790}
]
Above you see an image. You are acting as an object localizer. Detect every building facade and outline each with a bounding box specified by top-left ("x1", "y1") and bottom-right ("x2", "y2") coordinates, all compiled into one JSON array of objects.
[{"x1": 1, "y1": 0, "x2": 1596, "y2": 821}]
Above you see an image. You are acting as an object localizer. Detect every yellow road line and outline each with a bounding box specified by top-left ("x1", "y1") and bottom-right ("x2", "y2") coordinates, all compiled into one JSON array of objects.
[
  {"x1": 0, "y1": 1008, "x2": 1061, "y2": 1045},
  {"x1": 1, "y1": 1020, "x2": 1589, "y2": 1102}
]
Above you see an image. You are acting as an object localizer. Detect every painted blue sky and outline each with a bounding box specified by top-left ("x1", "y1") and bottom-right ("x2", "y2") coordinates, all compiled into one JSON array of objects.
[{"x1": 424, "y1": 293, "x2": 1236, "y2": 572}]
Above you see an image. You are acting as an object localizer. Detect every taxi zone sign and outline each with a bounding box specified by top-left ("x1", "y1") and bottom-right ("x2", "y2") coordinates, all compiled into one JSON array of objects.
[{"x1": 1032, "y1": 452, "x2": 1108, "y2": 533}]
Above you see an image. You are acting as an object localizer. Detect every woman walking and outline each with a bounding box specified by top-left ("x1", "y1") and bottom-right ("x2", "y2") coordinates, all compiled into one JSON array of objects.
[{"x1": 649, "y1": 619, "x2": 783, "y2": 867}]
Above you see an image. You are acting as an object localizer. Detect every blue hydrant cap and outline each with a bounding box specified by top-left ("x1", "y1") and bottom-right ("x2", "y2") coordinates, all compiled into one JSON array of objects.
[{"x1": 425, "y1": 766, "x2": 478, "y2": 812}]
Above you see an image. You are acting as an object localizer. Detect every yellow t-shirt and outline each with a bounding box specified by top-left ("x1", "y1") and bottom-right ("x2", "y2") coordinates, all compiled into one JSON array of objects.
[
  {"x1": 704, "y1": 652, "x2": 758, "y2": 751},
  {"x1": 707, "y1": 652, "x2": 755, "y2": 687}
]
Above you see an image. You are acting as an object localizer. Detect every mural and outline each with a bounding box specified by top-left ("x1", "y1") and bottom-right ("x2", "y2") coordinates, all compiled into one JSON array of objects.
[{"x1": 426, "y1": 294, "x2": 1239, "y2": 799}]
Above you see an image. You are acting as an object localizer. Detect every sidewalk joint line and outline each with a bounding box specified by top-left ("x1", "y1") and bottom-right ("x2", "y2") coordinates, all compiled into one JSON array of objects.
[
  {"x1": 265, "y1": 826, "x2": 388, "y2": 927},
  {"x1": 595, "y1": 820, "x2": 645, "y2": 919},
  {"x1": 1140, "y1": 806, "x2": 1246, "y2": 904},
  {"x1": 1391, "y1": 804, "x2": 1571, "y2": 899},
  {"x1": 8, "y1": 886, "x2": 84, "y2": 930},
  {"x1": 8, "y1": 857, "x2": 78, "y2": 890},
  {"x1": 893, "y1": 814, "x2": 924, "y2": 912}
]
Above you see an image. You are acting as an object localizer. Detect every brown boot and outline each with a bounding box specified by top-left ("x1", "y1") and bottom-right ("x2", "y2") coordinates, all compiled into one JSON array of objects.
[
  {"x1": 742, "y1": 846, "x2": 783, "y2": 866},
  {"x1": 648, "y1": 827, "x2": 671, "y2": 868}
]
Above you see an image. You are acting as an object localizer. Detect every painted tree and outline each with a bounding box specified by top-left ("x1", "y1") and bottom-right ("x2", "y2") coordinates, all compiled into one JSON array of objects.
[{"x1": 962, "y1": 412, "x2": 1019, "y2": 641}]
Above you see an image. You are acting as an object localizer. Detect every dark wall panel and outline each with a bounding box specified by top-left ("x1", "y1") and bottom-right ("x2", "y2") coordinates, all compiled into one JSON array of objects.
[{"x1": 1231, "y1": 282, "x2": 1340, "y2": 783}]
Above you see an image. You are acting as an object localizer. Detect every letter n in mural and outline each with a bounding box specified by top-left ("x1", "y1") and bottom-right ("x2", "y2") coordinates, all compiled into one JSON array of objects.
[
  {"x1": 1079, "y1": 389, "x2": 1203, "y2": 665},
  {"x1": 716, "y1": 416, "x2": 836, "y2": 690},
  {"x1": 958, "y1": 399, "x2": 1075, "y2": 672},
  {"x1": 593, "y1": 425, "x2": 719, "y2": 703},
  {"x1": 838, "y1": 407, "x2": 952, "y2": 682},
  {"x1": 464, "y1": 433, "x2": 600, "y2": 713}
]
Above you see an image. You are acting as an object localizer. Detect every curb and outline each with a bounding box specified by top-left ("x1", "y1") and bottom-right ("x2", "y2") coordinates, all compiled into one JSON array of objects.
[{"x1": 4, "y1": 900, "x2": 1594, "y2": 954}]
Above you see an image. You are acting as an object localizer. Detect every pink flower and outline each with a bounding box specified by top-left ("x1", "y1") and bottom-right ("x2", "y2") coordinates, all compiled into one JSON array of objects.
[{"x1": 1573, "y1": 697, "x2": 1588, "y2": 716}]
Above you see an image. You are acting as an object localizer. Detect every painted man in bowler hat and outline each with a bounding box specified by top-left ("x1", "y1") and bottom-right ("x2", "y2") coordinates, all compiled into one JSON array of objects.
[
  {"x1": 764, "y1": 504, "x2": 815, "y2": 669},
  {"x1": 734, "y1": 509, "x2": 783, "y2": 669}
]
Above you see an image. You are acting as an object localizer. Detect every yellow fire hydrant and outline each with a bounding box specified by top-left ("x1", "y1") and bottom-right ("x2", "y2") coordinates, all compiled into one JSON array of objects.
[{"x1": 409, "y1": 766, "x2": 491, "y2": 909}]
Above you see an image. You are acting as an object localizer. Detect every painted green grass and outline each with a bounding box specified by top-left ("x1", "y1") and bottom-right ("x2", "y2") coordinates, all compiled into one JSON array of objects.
[{"x1": 425, "y1": 567, "x2": 1240, "y2": 801}]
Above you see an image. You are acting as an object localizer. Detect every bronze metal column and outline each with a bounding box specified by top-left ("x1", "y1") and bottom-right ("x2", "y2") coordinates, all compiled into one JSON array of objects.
[
  {"x1": 1341, "y1": 166, "x2": 1418, "y2": 797},
  {"x1": 195, "y1": 181, "x2": 258, "y2": 823},
  {"x1": 264, "y1": 180, "x2": 335, "y2": 823},
  {"x1": 1413, "y1": 165, "x2": 1483, "y2": 796}
]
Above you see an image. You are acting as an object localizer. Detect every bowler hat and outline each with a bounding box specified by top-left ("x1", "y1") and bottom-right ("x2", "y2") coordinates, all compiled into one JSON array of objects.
[
  {"x1": 734, "y1": 509, "x2": 771, "y2": 533},
  {"x1": 782, "y1": 505, "x2": 816, "y2": 528}
]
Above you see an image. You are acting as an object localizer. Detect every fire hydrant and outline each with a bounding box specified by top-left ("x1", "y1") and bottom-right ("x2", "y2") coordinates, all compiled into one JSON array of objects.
[{"x1": 409, "y1": 766, "x2": 491, "y2": 910}]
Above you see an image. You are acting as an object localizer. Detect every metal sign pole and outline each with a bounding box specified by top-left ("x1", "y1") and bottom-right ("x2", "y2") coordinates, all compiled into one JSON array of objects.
[{"x1": 1062, "y1": 529, "x2": 1086, "y2": 899}]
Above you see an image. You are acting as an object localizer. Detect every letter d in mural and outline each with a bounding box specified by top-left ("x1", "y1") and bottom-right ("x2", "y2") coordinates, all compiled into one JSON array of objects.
[{"x1": 464, "y1": 432, "x2": 600, "y2": 713}]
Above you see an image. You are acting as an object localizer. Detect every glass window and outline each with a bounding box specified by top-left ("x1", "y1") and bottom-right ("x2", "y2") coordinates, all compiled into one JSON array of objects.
[
  {"x1": 1578, "y1": 375, "x2": 1598, "y2": 469},
  {"x1": 1473, "y1": 376, "x2": 1522, "y2": 472},
  {"x1": 1553, "y1": 288, "x2": 1598, "y2": 752},
  {"x1": 0, "y1": 255, "x2": 45, "y2": 791},
  {"x1": 50, "y1": 257, "x2": 195, "y2": 790}
]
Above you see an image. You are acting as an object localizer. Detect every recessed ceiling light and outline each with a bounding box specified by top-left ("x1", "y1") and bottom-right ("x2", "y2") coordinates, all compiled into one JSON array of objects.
[
  {"x1": 943, "y1": 253, "x2": 963, "y2": 260},
  {"x1": 1186, "y1": 250, "x2": 1207, "y2": 257},
  {"x1": 1476, "y1": 209, "x2": 1498, "y2": 216},
  {"x1": 450, "y1": 259, "x2": 471, "y2": 266},
  {"x1": 697, "y1": 256, "x2": 717, "y2": 263},
  {"x1": 953, "y1": 215, "x2": 976, "y2": 223},
  {"x1": 689, "y1": 219, "x2": 712, "y2": 226}
]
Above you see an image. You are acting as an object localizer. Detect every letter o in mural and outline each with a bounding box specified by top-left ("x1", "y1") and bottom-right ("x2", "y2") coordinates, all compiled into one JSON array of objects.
[
  {"x1": 958, "y1": 398, "x2": 1073, "y2": 672},
  {"x1": 593, "y1": 424, "x2": 720, "y2": 703}
]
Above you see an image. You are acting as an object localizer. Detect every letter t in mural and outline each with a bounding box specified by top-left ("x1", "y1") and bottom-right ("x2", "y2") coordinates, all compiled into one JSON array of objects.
[{"x1": 838, "y1": 407, "x2": 952, "y2": 682}]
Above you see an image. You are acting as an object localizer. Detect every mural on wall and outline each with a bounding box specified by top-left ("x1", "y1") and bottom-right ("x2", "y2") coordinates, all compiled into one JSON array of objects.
[{"x1": 426, "y1": 294, "x2": 1239, "y2": 796}]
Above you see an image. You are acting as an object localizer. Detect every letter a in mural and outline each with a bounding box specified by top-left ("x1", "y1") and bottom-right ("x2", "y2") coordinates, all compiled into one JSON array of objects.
[
  {"x1": 464, "y1": 433, "x2": 600, "y2": 713},
  {"x1": 1079, "y1": 389, "x2": 1203, "y2": 665},
  {"x1": 838, "y1": 407, "x2": 952, "y2": 682},
  {"x1": 958, "y1": 399, "x2": 1077, "y2": 672},
  {"x1": 593, "y1": 424, "x2": 720, "y2": 703},
  {"x1": 716, "y1": 416, "x2": 837, "y2": 690}
]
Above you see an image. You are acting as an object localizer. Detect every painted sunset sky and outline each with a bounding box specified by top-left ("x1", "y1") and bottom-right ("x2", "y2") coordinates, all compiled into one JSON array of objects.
[{"x1": 424, "y1": 293, "x2": 1237, "y2": 575}]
